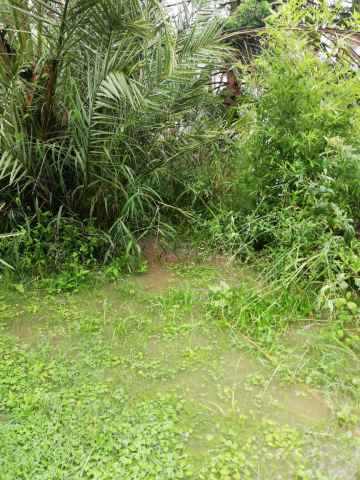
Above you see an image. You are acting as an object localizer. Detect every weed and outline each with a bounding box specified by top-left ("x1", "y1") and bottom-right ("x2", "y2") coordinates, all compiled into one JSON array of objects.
[{"x1": 206, "y1": 280, "x2": 312, "y2": 347}]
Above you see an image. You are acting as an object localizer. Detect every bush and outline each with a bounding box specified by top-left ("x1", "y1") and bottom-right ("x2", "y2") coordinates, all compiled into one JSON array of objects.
[
  {"x1": 201, "y1": 26, "x2": 360, "y2": 304},
  {"x1": 0, "y1": 212, "x2": 110, "y2": 276},
  {"x1": 256, "y1": 37, "x2": 358, "y2": 295}
]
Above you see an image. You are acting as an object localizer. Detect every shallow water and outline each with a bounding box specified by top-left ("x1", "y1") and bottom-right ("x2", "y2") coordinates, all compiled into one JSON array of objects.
[
  {"x1": 2, "y1": 261, "x2": 360, "y2": 479},
  {"x1": 132, "y1": 266, "x2": 177, "y2": 293}
]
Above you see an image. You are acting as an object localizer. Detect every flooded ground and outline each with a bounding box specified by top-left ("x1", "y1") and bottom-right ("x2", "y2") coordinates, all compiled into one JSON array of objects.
[{"x1": 0, "y1": 260, "x2": 359, "y2": 478}]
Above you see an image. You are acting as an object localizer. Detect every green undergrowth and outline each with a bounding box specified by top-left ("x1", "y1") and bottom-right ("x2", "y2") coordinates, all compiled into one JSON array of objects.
[{"x1": 0, "y1": 261, "x2": 360, "y2": 479}]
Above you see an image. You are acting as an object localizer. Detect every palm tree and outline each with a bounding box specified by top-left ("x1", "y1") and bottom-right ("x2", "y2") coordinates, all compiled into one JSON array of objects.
[{"x1": 0, "y1": 0, "x2": 228, "y2": 252}]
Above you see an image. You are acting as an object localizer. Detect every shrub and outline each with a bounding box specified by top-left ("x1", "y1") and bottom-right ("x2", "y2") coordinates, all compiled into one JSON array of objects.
[
  {"x1": 0, "y1": 212, "x2": 110, "y2": 276},
  {"x1": 203, "y1": 23, "x2": 360, "y2": 304}
]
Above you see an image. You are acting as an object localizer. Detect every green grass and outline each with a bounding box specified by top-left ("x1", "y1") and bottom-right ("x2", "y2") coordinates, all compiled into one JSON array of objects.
[{"x1": 0, "y1": 261, "x2": 360, "y2": 479}]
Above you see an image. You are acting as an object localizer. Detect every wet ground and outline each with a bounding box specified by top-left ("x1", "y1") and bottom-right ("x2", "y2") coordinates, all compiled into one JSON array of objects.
[{"x1": 0, "y1": 261, "x2": 359, "y2": 479}]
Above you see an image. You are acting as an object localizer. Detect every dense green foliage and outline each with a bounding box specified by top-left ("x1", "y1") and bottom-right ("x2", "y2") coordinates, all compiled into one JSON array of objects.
[
  {"x1": 232, "y1": 31, "x2": 360, "y2": 303},
  {"x1": 1, "y1": 2, "x2": 360, "y2": 478},
  {"x1": 0, "y1": 0, "x2": 226, "y2": 272},
  {"x1": 224, "y1": 0, "x2": 271, "y2": 30},
  {"x1": 199, "y1": 6, "x2": 360, "y2": 307},
  {"x1": 1, "y1": 0, "x2": 359, "y2": 308}
]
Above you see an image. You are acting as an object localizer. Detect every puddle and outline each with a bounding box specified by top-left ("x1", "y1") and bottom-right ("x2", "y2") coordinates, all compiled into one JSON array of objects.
[
  {"x1": 265, "y1": 385, "x2": 331, "y2": 425},
  {"x1": 8, "y1": 318, "x2": 46, "y2": 345},
  {"x1": 143, "y1": 346, "x2": 332, "y2": 428},
  {"x1": 9, "y1": 321, "x2": 66, "y2": 350},
  {"x1": 11, "y1": 320, "x2": 36, "y2": 341},
  {"x1": 132, "y1": 266, "x2": 177, "y2": 294},
  {"x1": 219, "y1": 351, "x2": 259, "y2": 381}
]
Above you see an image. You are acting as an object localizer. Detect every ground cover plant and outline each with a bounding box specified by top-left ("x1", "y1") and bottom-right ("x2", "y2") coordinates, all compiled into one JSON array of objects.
[{"x1": 1, "y1": 262, "x2": 360, "y2": 479}]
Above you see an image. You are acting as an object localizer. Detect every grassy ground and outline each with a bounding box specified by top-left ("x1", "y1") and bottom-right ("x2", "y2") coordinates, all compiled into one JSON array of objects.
[{"x1": 0, "y1": 260, "x2": 360, "y2": 479}]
